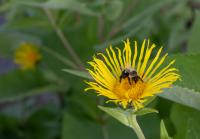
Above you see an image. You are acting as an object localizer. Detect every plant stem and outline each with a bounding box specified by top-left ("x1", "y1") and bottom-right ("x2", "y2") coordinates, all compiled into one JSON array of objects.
[
  {"x1": 41, "y1": 46, "x2": 77, "y2": 69},
  {"x1": 97, "y1": 15, "x2": 105, "y2": 42},
  {"x1": 128, "y1": 114, "x2": 145, "y2": 139},
  {"x1": 102, "y1": 123, "x2": 109, "y2": 139},
  {"x1": 43, "y1": 8, "x2": 84, "y2": 70}
]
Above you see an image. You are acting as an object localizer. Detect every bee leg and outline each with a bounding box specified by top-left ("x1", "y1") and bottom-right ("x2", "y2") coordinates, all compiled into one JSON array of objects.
[
  {"x1": 119, "y1": 76, "x2": 122, "y2": 83},
  {"x1": 139, "y1": 76, "x2": 143, "y2": 82},
  {"x1": 132, "y1": 76, "x2": 143, "y2": 83},
  {"x1": 132, "y1": 76, "x2": 138, "y2": 83},
  {"x1": 128, "y1": 77, "x2": 131, "y2": 85}
]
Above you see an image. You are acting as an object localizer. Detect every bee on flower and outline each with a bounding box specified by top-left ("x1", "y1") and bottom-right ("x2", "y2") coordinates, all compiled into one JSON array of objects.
[
  {"x1": 85, "y1": 39, "x2": 180, "y2": 110},
  {"x1": 14, "y1": 42, "x2": 41, "y2": 70}
]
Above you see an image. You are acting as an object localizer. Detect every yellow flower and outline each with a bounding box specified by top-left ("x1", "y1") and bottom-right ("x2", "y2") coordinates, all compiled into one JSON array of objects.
[
  {"x1": 85, "y1": 39, "x2": 180, "y2": 110},
  {"x1": 14, "y1": 42, "x2": 41, "y2": 70}
]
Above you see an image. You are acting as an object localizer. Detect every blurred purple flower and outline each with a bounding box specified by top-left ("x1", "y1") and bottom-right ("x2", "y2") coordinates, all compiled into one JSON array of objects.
[
  {"x1": 0, "y1": 15, "x2": 6, "y2": 25},
  {"x1": 0, "y1": 56, "x2": 17, "y2": 74}
]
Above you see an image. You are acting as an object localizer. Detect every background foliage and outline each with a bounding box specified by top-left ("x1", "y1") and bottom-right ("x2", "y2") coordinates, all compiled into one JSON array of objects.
[{"x1": 0, "y1": 0, "x2": 200, "y2": 139}]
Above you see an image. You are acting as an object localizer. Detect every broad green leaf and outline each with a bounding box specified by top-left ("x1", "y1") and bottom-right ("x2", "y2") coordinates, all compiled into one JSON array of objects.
[
  {"x1": 160, "y1": 120, "x2": 173, "y2": 139},
  {"x1": 98, "y1": 106, "x2": 130, "y2": 127},
  {"x1": 158, "y1": 53, "x2": 200, "y2": 110},
  {"x1": 159, "y1": 85, "x2": 200, "y2": 111},
  {"x1": 170, "y1": 104, "x2": 200, "y2": 139},
  {"x1": 173, "y1": 53, "x2": 200, "y2": 93},
  {"x1": 134, "y1": 108, "x2": 158, "y2": 116},
  {"x1": 62, "y1": 69, "x2": 92, "y2": 79},
  {"x1": 188, "y1": 11, "x2": 200, "y2": 53}
]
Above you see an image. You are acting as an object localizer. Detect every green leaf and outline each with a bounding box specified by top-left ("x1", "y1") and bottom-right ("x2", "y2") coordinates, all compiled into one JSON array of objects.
[
  {"x1": 98, "y1": 106, "x2": 158, "y2": 128},
  {"x1": 0, "y1": 103, "x2": 61, "y2": 139},
  {"x1": 15, "y1": 1, "x2": 42, "y2": 7},
  {"x1": 143, "y1": 96, "x2": 157, "y2": 107},
  {"x1": 62, "y1": 111, "x2": 160, "y2": 139},
  {"x1": 121, "y1": 0, "x2": 170, "y2": 30},
  {"x1": 134, "y1": 108, "x2": 158, "y2": 116},
  {"x1": 41, "y1": 47, "x2": 77, "y2": 69},
  {"x1": 160, "y1": 120, "x2": 173, "y2": 139},
  {"x1": 0, "y1": 70, "x2": 66, "y2": 102},
  {"x1": 95, "y1": 18, "x2": 151, "y2": 50},
  {"x1": 173, "y1": 53, "x2": 200, "y2": 92},
  {"x1": 62, "y1": 112, "x2": 137, "y2": 139},
  {"x1": 103, "y1": 0, "x2": 123, "y2": 21},
  {"x1": 188, "y1": 11, "x2": 200, "y2": 53},
  {"x1": 62, "y1": 113, "x2": 103, "y2": 139},
  {"x1": 158, "y1": 53, "x2": 200, "y2": 110},
  {"x1": 170, "y1": 104, "x2": 200, "y2": 139},
  {"x1": 44, "y1": 0, "x2": 98, "y2": 16},
  {"x1": 18, "y1": 0, "x2": 98, "y2": 16},
  {"x1": 0, "y1": 1, "x2": 13, "y2": 12},
  {"x1": 95, "y1": 0, "x2": 176, "y2": 50},
  {"x1": 0, "y1": 84, "x2": 63, "y2": 102},
  {"x1": 62, "y1": 69, "x2": 92, "y2": 79},
  {"x1": 159, "y1": 85, "x2": 200, "y2": 111},
  {"x1": 98, "y1": 106, "x2": 130, "y2": 127},
  {"x1": 6, "y1": 16, "x2": 51, "y2": 30}
]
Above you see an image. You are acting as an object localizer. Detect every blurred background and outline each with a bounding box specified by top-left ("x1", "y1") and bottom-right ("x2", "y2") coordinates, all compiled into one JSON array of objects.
[{"x1": 0, "y1": 0, "x2": 200, "y2": 139}]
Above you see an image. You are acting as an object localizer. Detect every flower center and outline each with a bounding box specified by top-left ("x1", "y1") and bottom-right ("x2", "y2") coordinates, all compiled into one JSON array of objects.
[
  {"x1": 113, "y1": 77, "x2": 147, "y2": 100},
  {"x1": 26, "y1": 51, "x2": 40, "y2": 64}
]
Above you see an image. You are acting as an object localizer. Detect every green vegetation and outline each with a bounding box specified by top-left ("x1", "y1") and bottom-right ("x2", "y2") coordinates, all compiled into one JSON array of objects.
[{"x1": 0, "y1": 0, "x2": 200, "y2": 139}]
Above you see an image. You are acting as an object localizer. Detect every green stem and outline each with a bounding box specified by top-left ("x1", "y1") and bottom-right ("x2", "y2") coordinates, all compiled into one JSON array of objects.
[
  {"x1": 101, "y1": 124, "x2": 109, "y2": 139},
  {"x1": 43, "y1": 8, "x2": 85, "y2": 70},
  {"x1": 128, "y1": 114, "x2": 146, "y2": 139},
  {"x1": 41, "y1": 47, "x2": 77, "y2": 69}
]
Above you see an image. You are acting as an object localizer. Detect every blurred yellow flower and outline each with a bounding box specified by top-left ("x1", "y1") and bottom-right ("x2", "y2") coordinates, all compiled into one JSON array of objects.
[
  {"x1": 85, "y1": 39, "x2": 180, "y2": 110},
  {"x1": 14, "y1": 42, "x2": 41, "y2": 70}
]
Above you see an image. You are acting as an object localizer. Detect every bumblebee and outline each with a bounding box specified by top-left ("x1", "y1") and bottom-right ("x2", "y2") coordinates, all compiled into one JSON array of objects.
[{"x1": 119, "y1": 68, "x2": 143, "y2": 85}]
